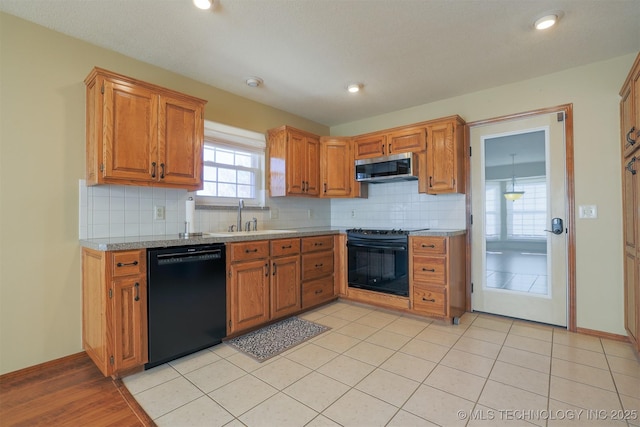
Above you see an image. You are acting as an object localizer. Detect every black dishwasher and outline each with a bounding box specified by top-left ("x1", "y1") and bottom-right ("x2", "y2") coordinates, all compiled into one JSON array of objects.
[{"x1": 146, "y1": 244, "x2": 226, "y2": 369}]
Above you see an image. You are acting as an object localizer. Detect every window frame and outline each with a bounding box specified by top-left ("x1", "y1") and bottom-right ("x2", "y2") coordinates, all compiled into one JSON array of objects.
[{"x1": 193, "y1": 121, "x2": 266, "y2": 207}]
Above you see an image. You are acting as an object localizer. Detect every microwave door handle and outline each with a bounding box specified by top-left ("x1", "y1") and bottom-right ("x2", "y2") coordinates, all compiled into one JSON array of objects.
[{"x1": 347, "y1": 242, "x2": 407, "y2": 251}]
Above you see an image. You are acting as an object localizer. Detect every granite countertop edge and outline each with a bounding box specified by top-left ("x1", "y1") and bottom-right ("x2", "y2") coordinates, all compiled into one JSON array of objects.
[{"x1": 80, "y1": 228, "x2": 466, "y2": 251}]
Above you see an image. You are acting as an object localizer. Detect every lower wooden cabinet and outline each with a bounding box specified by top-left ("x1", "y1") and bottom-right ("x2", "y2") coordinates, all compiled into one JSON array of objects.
[
  {"x1": 227, "y1": 238, "x2": 302, "y2": 335},
  {"x1": 82, "y1": 248, "x2": 148, "y2": 377},
  {"x1": 409, "y1": 234, "x2": 466, "y2": 322},
  {"x1": 301, "y1": 235, "x2": 336, "y2": 308}
]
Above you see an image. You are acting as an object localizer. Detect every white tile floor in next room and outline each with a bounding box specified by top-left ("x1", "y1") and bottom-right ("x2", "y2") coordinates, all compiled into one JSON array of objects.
[{"x1": 123, "y1": 301, "x2": 640, "y2": 427}]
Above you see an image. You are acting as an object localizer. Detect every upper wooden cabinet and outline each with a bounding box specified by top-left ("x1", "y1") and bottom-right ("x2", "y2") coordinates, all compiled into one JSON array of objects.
[
  {"x1": 85, "y1": 67, "x2": 206, "y2": 191},
  {"x1": 267, "y1": 126, "x2": 320, "y2": 197},
  {"x1": 354, "y1": 126, "x2": 426, "y2": 160},
  {"x1": 620, "y1": 53, "x2": 640, "y2": 356},
  {"x1": 319, "y1": 137, "x2": 365, "y2": 198},
  {"x1": 419, "y1": 116, "x2": 466, "y2": 194},
  {"x1": 621, "y1": 55, "x2": 640, "y2": 158}
]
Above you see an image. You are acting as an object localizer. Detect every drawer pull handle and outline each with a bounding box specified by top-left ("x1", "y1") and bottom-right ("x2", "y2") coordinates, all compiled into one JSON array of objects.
[
  {"x1": 314, "y1": 242, "x2": 323, "y2": 246},
  {"x1": 315, "y1": 263, "x2": 324, "y2": 268},
  {"x1": 272, "y1": 262, "x2": 277, "y2": 276},
  {"x1": 160, "y1": 163, "x2": 165, "y2": 179},
  {"x1": 421, "y1": 244, "x2": 436, "y2": 248},
  {"x1": 134, "y1": 282, "x2": 140, "y2": 301},
  {"x1": 627, "y1": 126, "x2": 637, "y2": 146},
  {"x1": 245, "y1": 248, "x2": 259, "y2": 253},
  {"x1": 151, "y1": 162, "x2": 156, "y2": 178},
  {"x1": 315, "y1": 289, "x2": 323, "y2": 295},
  {"x1": 422, "y1": 268, "x2": 436, "y2": 272},
  {"x1": 265, "y1": 263, "x2": 269, "y2": 276},
  {"x1": 281, "y1": 245, "x2": 292, "y2": 249},
  {"x1": 117, "y1": 261, "x2": 139, "y2": 267},
  {"x1": 422, "y1": 297, "x2": 436, "y2": 302}
]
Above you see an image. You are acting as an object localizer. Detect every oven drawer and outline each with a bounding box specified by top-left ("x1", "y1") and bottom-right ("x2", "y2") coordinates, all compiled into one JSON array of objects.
[
  {"x1": 412, "y1": 256, "x2": 446, "y2": 284},
  {"x1": 302, "y1": 276, "x2": 335, "y2": 308},
  {"x1": 302, "y1": 251, "x2": 334, "y2": 280},
  {"x1": 411, "y1": 237, "x2": 446, "y2": 255},
  {"x1": 302, "y1": 235, "x2": 334, "y2": 253},
  {"x1": 270, "y1": 238, "x2": 300, "y2": 257},
  {"x1": 413, "y1": 285, "x2": 447, "y2": 316},
  {"x1": 228, "y1": 241, "x2": 270, "y2": 261}
]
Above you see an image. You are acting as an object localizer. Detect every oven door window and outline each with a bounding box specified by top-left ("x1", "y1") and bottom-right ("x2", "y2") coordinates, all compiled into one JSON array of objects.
[{"x1": 347, "y1": 241, "x2": 409, "y2": 297}]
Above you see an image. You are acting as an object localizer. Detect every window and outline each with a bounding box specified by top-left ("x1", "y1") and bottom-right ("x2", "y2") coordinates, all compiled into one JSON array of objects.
[
  {"x1": 507, "y1": 177, "x2": 547, "y2": 239},
  {"x1": 195, "y1": 121, "x2": 265, "y2": 206}
]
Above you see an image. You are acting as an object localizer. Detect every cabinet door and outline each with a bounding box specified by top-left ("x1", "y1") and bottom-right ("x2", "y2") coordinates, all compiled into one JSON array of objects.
[
  {"x1": 287, "y1": 131, "x2": 306, "y2": 195},
  {"x1": 321, "y1": 138, "x2": 353, "y2": 197},
  {"x1": 354, "y1": 133, "x2": 386, "y2": 159},
  {"x1": 426, "y1": 121, "x2": 460, "y2": 194},
  {"x1": 387, "y1": 126, "x2": 426, "y2": 155},
  {"x1": 305, "y1": 135, "x2": 320, "y2": 196},
  {"x1": 111, "y1": 277, "x2": 148, "y2": 373},
  {"x1": 270, "y1": 255, "x2": 301, "y2": 319},
  {"x1": 158, "y1": 95, "x2": 204, "y2": 189},
  {"x1": 102, "y1": 80, "x2": 157, "y2": 183},
  {"x1": 229, "y1": 260, "x2": 270, "y2": 334}
]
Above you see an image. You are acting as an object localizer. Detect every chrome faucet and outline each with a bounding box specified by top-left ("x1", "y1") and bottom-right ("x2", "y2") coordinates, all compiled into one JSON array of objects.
[{"x1": 236, "y1": 199, "x2": 244, "y2": 232}]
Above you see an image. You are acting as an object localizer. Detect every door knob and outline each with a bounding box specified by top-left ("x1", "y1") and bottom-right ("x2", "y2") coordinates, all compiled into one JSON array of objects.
[{"x1": 545, "y1": 217, "x2": 564, "y2": 235}]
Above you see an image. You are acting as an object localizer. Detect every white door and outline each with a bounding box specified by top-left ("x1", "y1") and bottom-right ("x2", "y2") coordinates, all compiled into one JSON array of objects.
[{"x1": 470, "y1": 112, "x2": 567, "y2": 326}]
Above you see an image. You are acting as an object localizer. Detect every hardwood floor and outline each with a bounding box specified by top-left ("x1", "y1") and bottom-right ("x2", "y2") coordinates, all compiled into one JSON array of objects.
[{"x1": 0, "y1": 352, "x2": 154, "y2": 427}]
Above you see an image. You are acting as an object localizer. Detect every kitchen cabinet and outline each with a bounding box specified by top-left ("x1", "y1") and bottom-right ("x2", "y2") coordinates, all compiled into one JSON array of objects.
[
  {"x1": 320, "y1": 137, "x2": 365, "y2": 198},
  {"x1": 227, "y1": 238, "x2": 302, "y2": 334},
  {"x1": 82, "y1": 248, "x2": 148, "y2": 377},
  {"x1": 85, "y1": 67, "x2": 206, "y2": 191},
  {"x1": 270, "y1": 239, "x2": 302, "y2": 319},
  {"x1": 620, "y1": 52, "x2": 640, "y2": 355},
  {"x1": 353, "y1": 125, "x2": 426, "y2": 160},
  {"x1": 409, "y1": 234, "x2": 466, "y2": 322},
  {"x1": 267, "y1": 126, "x2": 320, "y2": 197},
  {"x1": 301, "y1": 235, "x2": 336, "y2": 308},
  {"x1": 419, "y1": 116, "x2": 466, "y2": 194}
]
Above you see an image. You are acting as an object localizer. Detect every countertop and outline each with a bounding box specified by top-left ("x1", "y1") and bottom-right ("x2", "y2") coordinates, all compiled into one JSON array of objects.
[{"x1": 80, "y1": 227, "x2": 466, "y2": 251}]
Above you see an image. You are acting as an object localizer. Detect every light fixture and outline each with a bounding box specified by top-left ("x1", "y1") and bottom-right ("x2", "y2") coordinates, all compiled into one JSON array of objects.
[
  {"x1": 347, "y1": 83, "x2": 362, "y2": 93},
  {"x1": 246, "y1": 77, "x2": 263, "y2": 88},
  {"x1": 193, "y1": 0, "x2": 212, "y2": 10},
  {"x1": 534, "y1": 14, "x2": 558, "y2": 30},
  {"x1": 503, "y1": 154, "x2": 525, "y2": 201}
]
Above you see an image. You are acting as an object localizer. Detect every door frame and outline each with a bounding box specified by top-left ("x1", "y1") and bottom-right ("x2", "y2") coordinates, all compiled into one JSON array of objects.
[{"x1": 464, "y1": 104, "x2": 576, "y2": 331}]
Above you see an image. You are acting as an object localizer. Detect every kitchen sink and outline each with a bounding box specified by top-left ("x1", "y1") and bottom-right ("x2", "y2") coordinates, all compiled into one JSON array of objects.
[{"x1": 204, "y1": 229, "x2": 296, "y2": 237}]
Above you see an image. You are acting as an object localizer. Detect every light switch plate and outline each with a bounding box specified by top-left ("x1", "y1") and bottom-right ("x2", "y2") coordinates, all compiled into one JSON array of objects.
[{"x1": 579, "y1": 205, "x2": 597, "y2": 219}]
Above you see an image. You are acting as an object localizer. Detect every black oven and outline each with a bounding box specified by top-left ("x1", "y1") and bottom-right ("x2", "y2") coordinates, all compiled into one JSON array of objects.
[{"x1": 346, "y1": 229, "x2": 411, "y2": 297}]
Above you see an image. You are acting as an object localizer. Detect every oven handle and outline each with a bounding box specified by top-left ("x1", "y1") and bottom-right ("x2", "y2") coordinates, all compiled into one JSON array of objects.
[{"x1": 346, "y1": 242, "x2": 407, "y2": 251}]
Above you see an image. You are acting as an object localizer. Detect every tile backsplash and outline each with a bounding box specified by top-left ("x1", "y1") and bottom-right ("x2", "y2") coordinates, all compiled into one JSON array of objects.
[{"x1": 79, "y1": 179, "x2": 465, "y2": 239}]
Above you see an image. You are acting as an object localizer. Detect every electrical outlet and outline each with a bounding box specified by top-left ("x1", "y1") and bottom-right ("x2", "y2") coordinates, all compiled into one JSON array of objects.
[
  {"x1": 154, "y1": 205, "x2": 165, "y2": 220},
  {"x1": 351, "y1": 209, "x2": 356, "y2": 218},
  {"x1": 579, "y1": 205, "x2": 598, "y2": 219}
]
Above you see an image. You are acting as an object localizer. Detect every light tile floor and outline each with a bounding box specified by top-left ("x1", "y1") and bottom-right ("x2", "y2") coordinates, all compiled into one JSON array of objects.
[{"x1": 123, "y1": 301, "x2": 640, "y2": 427}]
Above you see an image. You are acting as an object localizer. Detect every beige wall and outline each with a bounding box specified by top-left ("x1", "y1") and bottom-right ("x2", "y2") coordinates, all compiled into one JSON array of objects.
[
  {"x1": 332, "y1": 53, "x2": 638, "y2": 336},
  {"x1": 0, "y1": 13, "x2": 328, "y2": 375}
]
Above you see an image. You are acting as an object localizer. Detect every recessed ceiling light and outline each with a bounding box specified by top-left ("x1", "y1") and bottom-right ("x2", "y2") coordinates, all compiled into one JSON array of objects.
[
  {"x1": 246, "y1": 77, "x2": 263, "y2": 88},
  {"x1": 347, "y1": 83, "x2": 362, "y2": 93},
  {"x1": 193, "y1": 0, "x2": 212, "y2": 10},
  {"x1": 534, "y1": 14, "x2": 558, "y2": 30}
]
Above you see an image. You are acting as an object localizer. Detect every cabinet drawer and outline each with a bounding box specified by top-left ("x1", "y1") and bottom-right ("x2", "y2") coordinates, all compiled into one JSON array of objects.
[
  {"x1": 229, "y1": 241, "x2": 270, "y2": 261},
  {"x1": 411, "y1": 237, "x2": 446, "y2": 255},
  {"x1": 302, "y1": 276, "x2": 335, "y2": 308},
  {"x1": 111, "y1": 250, "x2": 145, "y2": 277},
  {"x1": 302, "y1": 251, "x2": 334, "y2": 280},
  {"x1": 270, "y1": 238, "x2": 300, "y2": 257},
  {"x1": 413, "y1": 285, "x2": 447, "y2": 316},
  {"x1": 302, "y1": 235, "x2": 334, "y2": 253},
  {"x1": 413, "y1": 256, "x2": 446, "y2": 284}
]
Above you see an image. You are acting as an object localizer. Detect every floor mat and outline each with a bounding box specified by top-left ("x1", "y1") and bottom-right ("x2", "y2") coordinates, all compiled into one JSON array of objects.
[{"x1": 225, "y1": 317, "x2": 330, "y2": 362}]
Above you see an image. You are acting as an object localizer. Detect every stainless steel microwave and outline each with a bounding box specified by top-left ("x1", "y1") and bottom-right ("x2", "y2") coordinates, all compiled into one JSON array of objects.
[{"x1": 355, "y1": 152, "x2": 418, "y2": 183}]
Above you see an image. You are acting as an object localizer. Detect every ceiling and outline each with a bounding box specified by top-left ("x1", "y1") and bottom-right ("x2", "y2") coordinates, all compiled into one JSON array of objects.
[{"x1": 1, "y1": 0, "x2": 638, "y2": 127}]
